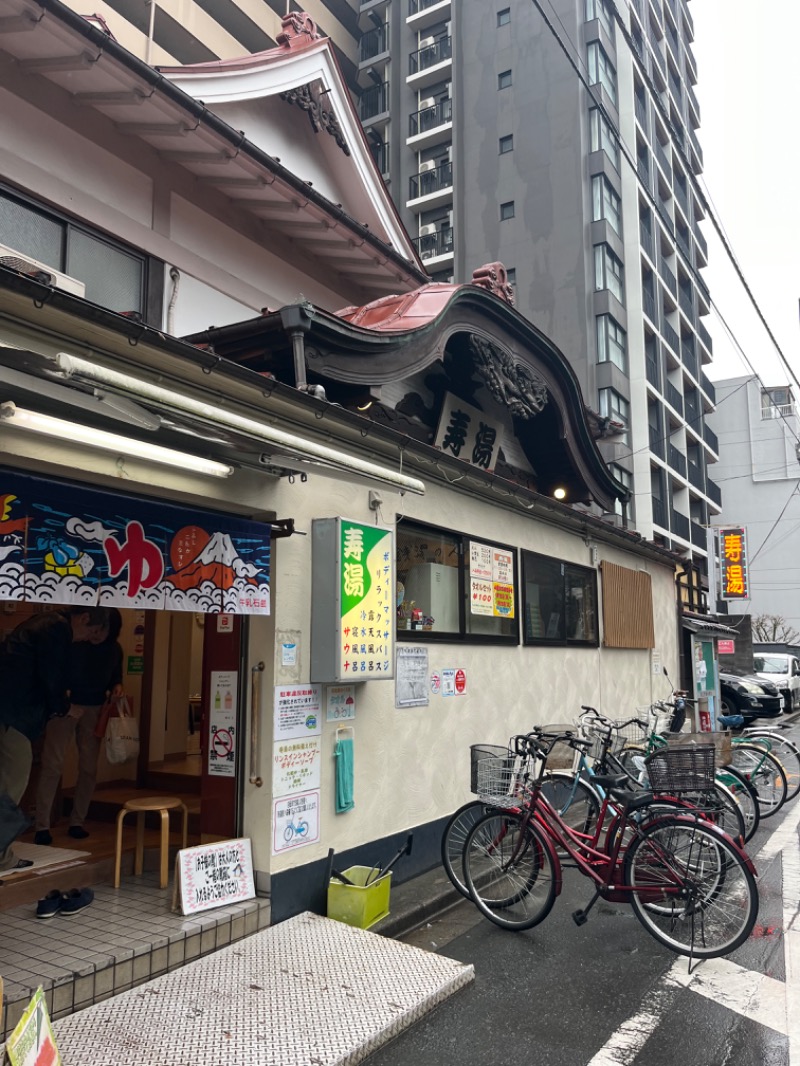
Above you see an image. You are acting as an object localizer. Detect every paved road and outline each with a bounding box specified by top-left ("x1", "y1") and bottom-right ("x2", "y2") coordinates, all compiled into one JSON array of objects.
[{"x1": 366, "y1": 731, "x2": 799, "y2": 1066}]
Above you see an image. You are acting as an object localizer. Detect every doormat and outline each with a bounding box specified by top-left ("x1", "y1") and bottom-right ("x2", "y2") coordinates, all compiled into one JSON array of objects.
[{"x1": 0, "y1": 842, "x2": 90, "y2": 879}]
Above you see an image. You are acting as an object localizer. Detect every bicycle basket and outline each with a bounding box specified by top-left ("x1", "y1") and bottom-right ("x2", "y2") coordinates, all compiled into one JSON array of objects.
[
  {"x1": 474, "y1": 750, "x2": 528, "y2": 808},
  {"x1": 644, "y1": 743, "x2": 715, "y2": 792},
  {"x1": 578, "y1": 718, "x2": 625, "y2": 761},
  {"x1": 469, "y1": 744, "x2": 512, "y2": 794}
]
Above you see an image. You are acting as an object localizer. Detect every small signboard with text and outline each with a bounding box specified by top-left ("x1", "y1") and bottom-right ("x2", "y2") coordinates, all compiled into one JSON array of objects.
[
  {"x1": 5, "y1": 987, "x2": 61, "y2": 1066},
  {"x1": 175, "y1": 838, "x2": 255, "y2": 915},
  {"x1": 435, "y1": 393, "x2": 503, "y2": 473},
  {"x1": 720, "y1": 527, "x2": 749, "y2": 600}
]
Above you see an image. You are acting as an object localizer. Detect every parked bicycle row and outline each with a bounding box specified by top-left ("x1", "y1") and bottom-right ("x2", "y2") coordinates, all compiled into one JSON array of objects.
[{"x1": 441, "y1": 698, "x2": 800, "y2": 963}]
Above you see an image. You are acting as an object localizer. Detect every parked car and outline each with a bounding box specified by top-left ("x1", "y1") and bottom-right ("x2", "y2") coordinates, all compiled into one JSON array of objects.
[
  {"x1": 719, "y1": 672, "x2": 783, "y2": 721},
  {"x1": 753, "y1": 653, "x2": 800, "y2": 712}
]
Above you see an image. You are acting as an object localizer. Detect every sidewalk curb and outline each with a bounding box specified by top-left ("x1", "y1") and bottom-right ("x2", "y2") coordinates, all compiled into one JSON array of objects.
[{"x1": 371, "y1": 868, "x2": 463, "y2": 941}]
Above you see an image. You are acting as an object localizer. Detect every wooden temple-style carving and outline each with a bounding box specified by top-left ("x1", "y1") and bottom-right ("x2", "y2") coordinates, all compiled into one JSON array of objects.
[
  {"x1": 276, "y1": 12, "x2": 320, "y2": 50},
  {"x1": 469, "y1": 336, "x2": 548, "y2": 420},
  {"x1": 471, "y1": 262, "x2": 515, "y2": 306},
  {"x1": 279, "y1": 82, "x2": 351, "y2": 157}
]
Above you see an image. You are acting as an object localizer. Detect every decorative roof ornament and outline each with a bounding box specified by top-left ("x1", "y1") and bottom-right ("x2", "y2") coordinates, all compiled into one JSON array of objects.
[
  {"x1": 276, "y1": 12, "x2": 321, "y2": 51},
  {"x1": 471, "y1": 262, "x2": 515, "y2": 306},
  {"x1": 280, "y1": 82, "x2": 351, "y2": 156},
  {"x1": 469, "y1": 336, "x2": 548, "y2": 420}
]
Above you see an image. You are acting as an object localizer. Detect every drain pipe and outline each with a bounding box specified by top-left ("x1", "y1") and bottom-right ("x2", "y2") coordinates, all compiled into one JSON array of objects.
[{"x1": 280, "y1": 302, "x2": 314, "y2": 392}]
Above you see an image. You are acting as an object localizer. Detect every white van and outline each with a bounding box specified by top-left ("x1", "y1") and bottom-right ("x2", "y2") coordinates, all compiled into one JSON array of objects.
[{"x1": 753, "y1": 653, "x2": 800, "y2": 712}]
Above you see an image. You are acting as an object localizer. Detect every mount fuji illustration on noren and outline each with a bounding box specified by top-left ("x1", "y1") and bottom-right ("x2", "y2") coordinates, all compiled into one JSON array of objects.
[{"x1": 167, "y1": 531, "x2": 264, "y2": 592}]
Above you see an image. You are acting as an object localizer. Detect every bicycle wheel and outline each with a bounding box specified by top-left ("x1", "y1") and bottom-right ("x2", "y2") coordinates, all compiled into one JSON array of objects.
[
  {"x1": 677, "y1": 780, "x2": 746, "y2": 844},
  {"x1": 463, "y1": 810, "x2": 558, "y2": 931},
  {"x1": 731, "y1": 742, "x2": 788, "y2": 819},
  {"x1": 615, "y1": 745, "x2": 650, "y2": 786},
  {"x1": 540, "y1": 771, "x2": 601, "y2": 836},
  {"x1": 624, "y1": 818, "x2": 758, "y2": 959},
  {"x1": 441, "y1": 800, "x2": 489, "y2": 898},
  {"x1": 743, "y1": 732, "x2": 800, "y2": 802},
  {"x1": 718, "y1": 765, "x2": 760, "y2": 842}
]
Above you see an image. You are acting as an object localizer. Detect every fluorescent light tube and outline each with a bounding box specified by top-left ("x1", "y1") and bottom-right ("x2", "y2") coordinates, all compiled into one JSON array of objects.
[{"x1": 0, "y1": 402, "x2": 233, "y2": 478}]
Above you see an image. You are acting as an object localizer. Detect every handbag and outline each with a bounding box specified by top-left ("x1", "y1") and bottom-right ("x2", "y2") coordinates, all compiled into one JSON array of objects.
[{"x1": 104, "y1": 696, "x2": 140, "y2": 764}]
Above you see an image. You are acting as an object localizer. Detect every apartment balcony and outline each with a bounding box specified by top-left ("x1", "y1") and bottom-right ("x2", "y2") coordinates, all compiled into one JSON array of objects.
[
  {"x1": 668, "y1": 443, "x2": 687, "y2": 478},
  {"x1": 688, "y1": 126, "x2": 703, "y2": 166},
  {"x1": 654, "y1": 139, "x2": 672, "y2": 182},
  {"x1": 643, "y1": 288, "x2": 659, "y2": 327},
  {"x1": 652, "y1": 496, "x2": 668, "y2": 530},
  {"x1": 678, "y1": 287, "x2": 694, "y2": 324},
  {"x1": 369, "y1": 138, "x2": 388, "y2": 176},
  {"x1": 646, "y1": 353, "x2": 661, "y2": 390},
  {"x1": 697, "y1": 321, "x2": 713, "y2": 357},
  {"x1": 635, "y1": 94, "x2": 648, "y2": 133},
  {"x1": 706, "y1": 477, "x2": 722, "y2": 506},
  {"x1": 649, "y1": 423, "x2": 666, "y2": 459},
  {"x1": 659, "y1": 255, "x2": 677, "y2": 298},
  {"x1": 649, "y1": 35, "x2": 666, "y2": 77},
  {"x1": 684, "y1": 392, "x2": 700, "y2": 427},
  {"x1": 662, "y1": 319, "x2": 680, "y2": 358},
  {"x1": 656, "y1": 198, "x2": 674, "y2": 236},
  {"x1": 671, "y1": 509, "x2": 690, "y2": 541},
  {"x1": 408, "y1": 97, "x2": 453, "y2": 147},
  {"x1": 666, "y1": 381, "x2": 683, "y2": 416},
  {"x1": 674, "y1": 181, "x2": 689, "y2": 218},
  {"x1": 360, "y1": 82, "x2": 389, "y2": 123},
  {"x1": 690, "y1": 520, "x2": 707, "y2": 549},
  {"x1": 407, "y1": 160, "x2": 453, "y2": 210},
  {"x1": 761, "y1": 402, "x2": 799, "y2": 421},
  {"x1": 703, "y1": 423, "x2": 719, "y2": 456},
  {"x1": 687, "y1": 462, "x2": 705, "y2": 492},
  {"x1": 407, "y1": 0, "x2": 451, "y2": 30},
  {"x1": 699, "y1": 371, "x2": 715, "y2": 404},
  {"x1": 408, "y1": 36, "x2": 452, "y2": 88},
  {"x1": 637, "y1": 156, "x2": 651, "y2": 192},
  {"x1": 360, "y1": 24, "x2": 389, "y2": 64},
  {"x1": 639, "y1": 220, "x2": 655, "y2": 261},
  {"x1": 412, "y1": 225, "x2": 454, "y2": 263},
  {"x1": 681, "y1": 337, "x2": 697, "y2": 378},
  {"x1": 694, "y1": 225, "x2": 708, "y2": 261}
]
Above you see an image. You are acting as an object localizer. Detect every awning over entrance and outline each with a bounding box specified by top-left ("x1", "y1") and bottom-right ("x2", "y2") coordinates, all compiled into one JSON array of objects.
[{"x1": 0, "y1": 469, "x2": 271, "y2": 614}]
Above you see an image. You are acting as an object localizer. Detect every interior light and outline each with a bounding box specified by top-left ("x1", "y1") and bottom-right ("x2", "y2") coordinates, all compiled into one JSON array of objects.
[
  {"x1": 553, "y1": 486, "x2": 567, "y2": 501},
  {"x1": 0, "y1": 402, "x2": 233, "y2": 478},
  {"x1": 54, "y1": 354, "x2": 426, "y2": 496}
]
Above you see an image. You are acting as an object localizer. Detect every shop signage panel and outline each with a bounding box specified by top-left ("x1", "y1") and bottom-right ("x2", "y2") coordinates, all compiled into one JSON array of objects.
[
  {"x1": 175, "y1": 838, "x2": 255, "y2": 915},
  {"x1": 208, "y1": 670, "x2": 238, "y2": 777},
  {"x1": 468, "y1": 540, "x2": 516, "y2": 618},
  {"x1": 272, "y1": 735, "x2": 322, "y2": 796},
  {"x1": 311, "y1": 518, "x2": 395, "y2": 682},
  {"x1": 272, "y1": 790, "x2": 320, "y2": 854},
  {"x1": 719, "y1": 526, "x2": 748, "y2": 600},
  {"x1": 434, "y1": 393, "x2": 503, "y2": 473},
  {"x1": 0, "y1": 469, "x2": 270, "y2": 614},
  {"x1": 274, "y1": 684, "x2": 322, "y2": 741}
]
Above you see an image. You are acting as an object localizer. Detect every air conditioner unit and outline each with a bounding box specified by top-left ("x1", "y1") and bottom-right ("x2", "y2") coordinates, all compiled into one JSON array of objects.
[
  {"x1": 419, "y1": 160, "x2": 436, "y2": 172},
  {"x1": 419, "y1": 97, "x2": 435, "y2": 109},
  {"x1": 0, "y1": 242, "x2": 86, "y2": 298},
  {"x1": 419, "y1": 36, "x2": 435, "y2": 48},
  {"x1": 419, "y1": 224, "x2": 438, "y2": 236}
]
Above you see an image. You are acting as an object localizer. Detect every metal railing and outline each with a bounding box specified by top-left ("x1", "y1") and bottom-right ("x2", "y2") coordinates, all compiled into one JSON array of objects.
[
  {"x1": 666, "y1": 381, "x2": 683, "y2": 416},
  {"x1": 699, "y1": 371, "x2": 715, "y2": 403},
  {"x1": 652, "y1": 496, "x2": 668, "y2": 528},
  {"x1": 409, "y1": 159, "x2": 453, "y2": 199},
  {"x1": 706, "y1": 477, "x2": 722, "y2": 505},
  {"x1": 409, "y1": 97, "x2": 452, "y2": 136},
  {"x1": 409, "y1": 0, "x2": 448, "y2": 12},
  {"x1": 639, "y1": 220, "x2": 654, "y2": 260},
  {"x1": 659, "y1": 255, "x2": 677, "y2": 296},
  {"x1": 671, "y1": 509, "x2": 690, "y2": 540},
  {"x1": 703, "y1": 423, "x2": 719, "y2": 454},
  {"x1": 687, "y1": 462, "x2": 705, "y2": 491},
  {"x1": 697, "y1": 320, "x2": 712, "y2": 354},
  {"x1": 668, "y1": 443, "x2": 687, "y2": 478},
  {"x1": 654, "y1": 139, "x2": 672, "y2": 181},
  {"x1": 690, "y1": 520, "x2": 707, "y2": 548},
  {"x1": 409, "y1": 35, "x2": 451, "y2": 75},
  {"x1": 678, "y1": 286, "x2": 694, "y2": 323},
  {"x1": 643, "y1": 287, "x2": 658, "y2": 325},
  {"x1": 635, "y1": 94, "x2": 648, "y2": 131},
  {"x1": 681, "y1": 337, "x2": 697, "y2": 377},
  {"x1": 646, "y1": 355, "x2": 661, "y2": 390},
  {"x1": 412, "y1": 226, "x2": 454, "y2": 260},
  {"x1": 662, "y1": 319, "x2": 680, "y2": 356},
  {"x1": 761, "y1": 403, "x2": 799, "y2": 421},
  {"x1": 370, "y1": 139, "x2": 388, "y2": 174},
  {"x1": 360, "y1": 82, "x2": 389, "y2": 120},
  {"x1": 649, "y1": 423, "x2": 665, "y2": 459},
  {"x1": 360, "y1": 24, "x2": 388, "y2": 62}
]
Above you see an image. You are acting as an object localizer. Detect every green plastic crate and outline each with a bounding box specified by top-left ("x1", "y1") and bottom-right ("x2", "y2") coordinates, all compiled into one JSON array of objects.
[{"x1": 327, "y1": 866, "x2": 392, "y2": 929}]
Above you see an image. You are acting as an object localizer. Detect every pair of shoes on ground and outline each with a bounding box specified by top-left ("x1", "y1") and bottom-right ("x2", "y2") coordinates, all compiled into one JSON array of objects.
[
  {"x1": 36, "y1": 887, "x2": 94, "y2": 919},
  {"x1": 34, "y1": 827, "x2": 90, "y2": 846}
]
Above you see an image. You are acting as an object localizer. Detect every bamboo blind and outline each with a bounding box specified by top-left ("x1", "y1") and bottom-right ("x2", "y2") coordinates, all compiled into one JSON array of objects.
[{"x1": 600, "y1": 561, "x2": 655, "y2": 649}]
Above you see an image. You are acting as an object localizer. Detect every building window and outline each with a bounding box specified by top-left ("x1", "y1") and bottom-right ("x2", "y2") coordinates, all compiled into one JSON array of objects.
[
  {"x1": 598, "y1": 387, "x2": 630, "y2": 443},
  {"x1": 498, "y1": 70, "x2": 512, "y2": 89},
  {"x1": 591, "y1": 174, "x2": 622, "y2": 235},
  {"x1": 500, "y1": 201, "x2": 515, "y2": 220},
  {"x1": 596, "y1": 314, "x2": 627, "y2": 371},
  {"x1": 0, "y1": 187, "x2": 146, "y2": 317},
  {"x1": 396, "y1": 519, "x2": 518, "y2": 642},
  {"x1": 522, "y1": 551, "x2": 598, "y2": 646},
  {"x1": 499, "y1": 134, "x2": 514, "y2": 154},
  {"x1": 590, "y1": 109, "x2": 619, "y2": 170},
  {"x1": 609, "y1": 463, "x2": 632, "y2": 519},
  {"x1": 585, "y1": 0, "x2": 613, "y2": 37},
  {"x1": 506, "y1": 267, "x2": 517, "y2": 285},
  {"x1": 587, "y1": 42, "x2": 617, "y2": 105},
  {"x1": 497, "y1": 8, "x2": 511, "y2": 25},
  {"x1": 594, "y1": 244, "x2": 624, "y2": 304}
]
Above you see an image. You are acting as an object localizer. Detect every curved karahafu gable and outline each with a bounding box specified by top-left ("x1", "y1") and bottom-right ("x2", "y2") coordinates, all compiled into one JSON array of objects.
[{"x1": 185, "y1": 266, "x2": 628, "y2": 513}]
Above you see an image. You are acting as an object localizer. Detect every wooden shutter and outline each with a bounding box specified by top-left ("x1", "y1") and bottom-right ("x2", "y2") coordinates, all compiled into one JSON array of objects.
[{"x1": 600, "y1": 561, "x2": 655, "y2": 649}]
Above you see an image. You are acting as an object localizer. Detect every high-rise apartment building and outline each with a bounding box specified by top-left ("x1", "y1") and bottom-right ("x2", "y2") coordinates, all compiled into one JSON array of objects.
[{"x1": 60, "y1": 0, "x2": 720, "y2": 587}]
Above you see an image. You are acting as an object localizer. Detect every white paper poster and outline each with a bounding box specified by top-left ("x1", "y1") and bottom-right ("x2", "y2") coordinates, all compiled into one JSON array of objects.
[
  {"x1": 442, "y1": 668, "x2": 455, "y2": 696},
  {"x1": 272, "y1": 735, "x2": 322, "y2": 796},
  {"x1": 470, "y1": 578, "x2": 494, "y2": 616},
  {"x1": 208, "y1": 670, "x2": 237, "y2": 777},
  {"x1": 469, "y1": 541, "x2": 493, "y2": 581},
  {"x1": 272, "y1": 790, "x2": 321, "y2": 854},
  {"x1": 177, "y1": 838, "x2": 255, "y2": 915},
  {"x1": 274, "y1": 684, "x2": 322, "y2": 740},
  {"x1": 395, "y1": 645, "x2": 430, "y2": 708},
  {"x1": 326, "y1": 685, "x2": 356, "y2": 721},
  {"x1": 493, "y1": 549, "x2": 513, "y2": 584}
]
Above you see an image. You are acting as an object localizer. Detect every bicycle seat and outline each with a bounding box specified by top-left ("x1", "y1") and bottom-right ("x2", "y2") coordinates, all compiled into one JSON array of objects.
[{"x1": 591, "y1": 773, "x2": 630, "y2": 792}]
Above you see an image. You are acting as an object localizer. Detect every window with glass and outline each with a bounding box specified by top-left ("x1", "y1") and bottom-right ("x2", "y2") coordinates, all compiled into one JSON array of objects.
[
  {"x1": 596, "y1": 314, "x2": 627, "y2": 371},
  {"x1": 506, "y1": 267, "x2": 517, "y2": 285},
  {"x1": 585, "y1": 0, "x2": 613, "y2": 37},
  {"x1": 0, "y1": 188, "x2": 145, "y2": 316},
  {"x1": 498, "y1": 70, "x2": 512, "y2": 89},
  {"x1": 594, "y1": 244, "x2": 624, "y2": 303},
  {"x1": 609, "y1": 463, "x2": 633, "y2": 519},
  {"x1": 598, "y1": 387, "x2": 630, "y2": 443},
  {"x1": 396, "y1": 520, "x2": 518, "y2": 642},
  {"x1": 591, "y1": 174, "x2": 622, "y2": 235},
  {"x1": 497, "y1": 7, "x2": 511, "y2": 25},
  {"x1": 587, "y1": 42, "x2": 617, "y2": 105},
  {"x1": 522, "y1": 551, "x2": 598, "y2": 646},
  {"x1": 590, "y1": 109, "x2": 620, "y2": 170},
  {"x1": 499, "y1": 134, "x2": 514, "y2": 154},
  {"x1": 500, "y1": 201, "x2": 515, "y2": 220}
]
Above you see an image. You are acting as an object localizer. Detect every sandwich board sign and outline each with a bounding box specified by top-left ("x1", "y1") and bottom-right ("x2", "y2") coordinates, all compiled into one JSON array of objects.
[
  {"x1": 5, "y1": 987, "x2": 61, "y2": 1066},
  {"x1": 174, "y1": 838, "x2": 256, "y2": 915}
]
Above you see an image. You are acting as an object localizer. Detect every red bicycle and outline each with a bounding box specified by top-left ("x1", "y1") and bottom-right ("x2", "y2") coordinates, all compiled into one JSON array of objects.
[{"x1": 463, "y1": 729, "x2": 759, "y2": 960}]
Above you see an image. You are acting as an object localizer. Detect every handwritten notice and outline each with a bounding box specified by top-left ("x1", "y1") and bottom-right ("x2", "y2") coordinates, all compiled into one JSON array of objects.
[
  {"x1": 326, "y1": 684, "x2": 356, "y2": 721},
  {"x1": 176, "y1": 838, "x2": 255, "y2": 916}
]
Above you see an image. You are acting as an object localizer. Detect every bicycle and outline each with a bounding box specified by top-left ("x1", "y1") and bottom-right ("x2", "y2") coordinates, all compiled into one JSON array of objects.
[
  {"x1": 283, "y1": 817, "x2": 309, "y2": 843},
  {"x1": 742, "y1": 724, "x2": 800, "y2": 801},
  {"x1": 462, "y1": 729, "x2": 759, "y2": 960}
]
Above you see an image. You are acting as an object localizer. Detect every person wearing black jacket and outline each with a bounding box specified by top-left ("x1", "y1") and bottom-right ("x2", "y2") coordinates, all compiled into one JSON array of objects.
[
  {"x1": 0, "y1": 605, "x2": 110, "y2": 870},
  {"x1": 35, "y1": 608, "x2": 124, "y2": 845}
]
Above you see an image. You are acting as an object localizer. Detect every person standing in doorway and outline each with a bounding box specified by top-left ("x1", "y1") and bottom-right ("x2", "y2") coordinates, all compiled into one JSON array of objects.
[
  {"x1": 0, "y1": 605, "x2": 110, "y2": 870},
  {"x1": 35, "y1": 607, "x2": 124, "y2": 844}
]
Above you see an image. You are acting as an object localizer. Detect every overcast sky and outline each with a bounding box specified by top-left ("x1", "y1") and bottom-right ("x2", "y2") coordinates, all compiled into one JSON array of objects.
[{"x1": 692, "y1": 3, "x2": 800, "y2": 387}]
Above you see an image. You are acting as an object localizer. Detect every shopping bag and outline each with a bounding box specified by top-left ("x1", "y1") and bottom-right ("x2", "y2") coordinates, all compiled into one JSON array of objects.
[{"x1": 104, "y1": 698, "x2": 140, "y2": 764}]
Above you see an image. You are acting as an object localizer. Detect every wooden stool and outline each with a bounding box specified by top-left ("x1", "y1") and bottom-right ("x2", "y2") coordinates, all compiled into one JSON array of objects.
[{"x1": 114, "y1": 796, "x2": 188, "y2": 890}]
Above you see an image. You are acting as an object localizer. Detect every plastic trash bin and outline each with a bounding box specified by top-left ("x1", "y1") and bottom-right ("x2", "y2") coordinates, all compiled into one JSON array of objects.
[{"x1": 327, "y1": 865, "x2": 392, "y2": 929}]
